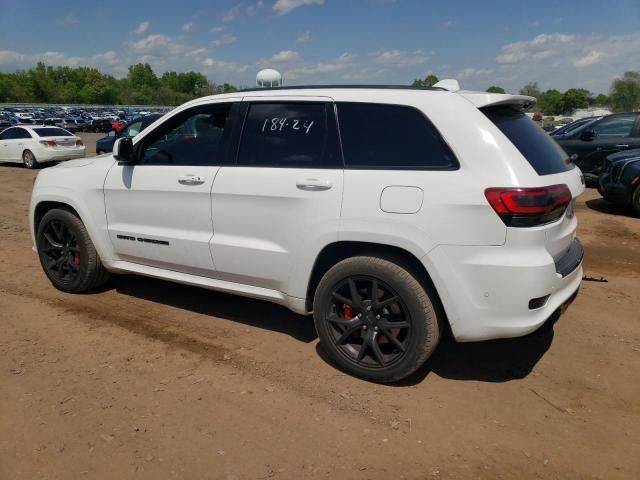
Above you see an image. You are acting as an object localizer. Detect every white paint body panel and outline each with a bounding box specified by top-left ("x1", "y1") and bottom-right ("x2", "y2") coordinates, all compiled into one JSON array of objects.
[{"x1": 29, "y1": 87, "x2": 584, "y2": 342}]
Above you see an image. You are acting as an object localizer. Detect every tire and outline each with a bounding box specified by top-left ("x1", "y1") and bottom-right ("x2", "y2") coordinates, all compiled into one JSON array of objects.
[
  {"x1": 632, "y1": 185, "x2": 640, "y2": 216},
  {"x1": 36, "y1": 208, "x2": 110, "y2": 293},
  {"x1": 313, "y1": 256, "x2": 440, "y2": 383},
  {"x1": 22, "y1": 149, "x2": 37, "y2": 169},
  {"x1": 96, "y1": 150, "x2": 104, "y2": 155}
]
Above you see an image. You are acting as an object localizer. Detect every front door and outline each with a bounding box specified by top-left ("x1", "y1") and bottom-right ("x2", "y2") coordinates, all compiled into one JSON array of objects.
[
  {"x1": 210, "y1": 100, "x2": 344, "y2": 295},
  {"x1": 569, "y1": 113, "x2": 640, "y2": 176},
  {"x1": 104, "y1": 101, "x2": 239, "y2": 276}
]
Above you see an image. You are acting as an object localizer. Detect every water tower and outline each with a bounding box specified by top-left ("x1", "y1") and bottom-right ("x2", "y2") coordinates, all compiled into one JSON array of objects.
[{"x1": 256, "y1": 69, "x2": 283, "y2": 88}]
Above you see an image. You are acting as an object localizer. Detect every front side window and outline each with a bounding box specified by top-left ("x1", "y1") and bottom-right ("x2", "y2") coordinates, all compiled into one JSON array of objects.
[
  {"x1": 337, "y1": 103, "x2": 457, "y2": 170},
  {"x1": 591, "y1": 114, "x2": 638, "y2": 138},
  {"x1": 139, "y1": 104, "x2": 232, "y2": 166},
  {"x1": 237, "y1": 102, "x2": 340, "y2": 168}
]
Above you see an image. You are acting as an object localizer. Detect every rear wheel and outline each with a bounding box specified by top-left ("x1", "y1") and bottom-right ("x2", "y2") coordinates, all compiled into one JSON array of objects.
[
  {"x1": 36, "y1": 208, "x2": 111, "y2": 293},
  {"x1": 22, "y1": 150, "x2": 37, "y2": 169},
  {"x1": 313, "y1": 256, "x2": 440, "y2": 383},
  {"x1": 96, "y1": 150, "x2": 104, "y2": 155}
]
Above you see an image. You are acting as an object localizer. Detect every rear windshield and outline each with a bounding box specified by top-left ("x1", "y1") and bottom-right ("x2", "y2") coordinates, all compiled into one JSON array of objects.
[
  {"x1": 483, "y1": 106, "x2": 572, "y2": 175},
  {"x1": 33, "y1": 127, "x2": 73, "y2": 137}
]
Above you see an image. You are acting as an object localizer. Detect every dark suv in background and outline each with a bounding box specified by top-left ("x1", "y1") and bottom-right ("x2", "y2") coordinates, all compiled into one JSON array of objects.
[
  {"x1": 554, "y1": 112, "x2": 640, "y2": 184},
  {"x1": 95, "y1": 114, "x2": 162, "y2": 154}
]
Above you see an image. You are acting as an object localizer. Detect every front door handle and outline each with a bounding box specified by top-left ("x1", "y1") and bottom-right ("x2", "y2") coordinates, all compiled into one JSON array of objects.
[
  {"x1": 178, "y1": 174, "x2": 206, "y2": 185},
  {"x1": 296, "y1": 178, "x2": 332, "y2": 191},
  {"x1": 615, "y1": 144, "x2": 629, "y2": 148}
]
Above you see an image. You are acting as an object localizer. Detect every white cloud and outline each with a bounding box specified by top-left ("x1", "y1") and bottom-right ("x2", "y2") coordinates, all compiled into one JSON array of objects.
[
  {"x1": 223, "y1": 1, "x2": 264, "y2": 22},
  {"x1": 457, "y1": 67, "x2": 490, "y2": 80},
  {"x1": 130, "y1": 34, "x2": 174, "y2": 53},
  {"x1": 269, "y1": 50, "x2": 301, "y2": 63},
  {"x1": 497, "y1": 33, "x2": 575, "y2": 64},
  {"x1": 182, "y1": 23, "x2": 193, "y2": 33},
  {"x1": 134, "y1": 21, "x2": 149, "y2": 35},
  {"x1": 210, "y1": 26, "x2": 225, "y2": 33},
  {"x1": 57, "y1": 13, "x2": 79, "y2": 28},
  {"x1": 573, "y1": 50, "x2": 605, "y2": 68},
  {"x1": 492, "y1": 32, "x2": 640, "y2": 93},
  {"x1": 296, "y1": 31, "x2": 311, "y2": 43},
  {"x1": 371, "y1": 49, "x2": 429, "y2": 67},
  {"x1": 212, "y1": 33, "x2": 237, "y2": 48},
  {"x1": 273, "y1": 0, "x2": 324, "y2": 16}
]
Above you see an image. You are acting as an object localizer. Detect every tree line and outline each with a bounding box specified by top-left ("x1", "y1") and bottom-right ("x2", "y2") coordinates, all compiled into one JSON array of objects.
[
  {"x1": 412, "y1": 71, "x2": 640, "y2": 115},
  {"x1": 0, "y1": 62, "x2": 238, "y2": 105}
]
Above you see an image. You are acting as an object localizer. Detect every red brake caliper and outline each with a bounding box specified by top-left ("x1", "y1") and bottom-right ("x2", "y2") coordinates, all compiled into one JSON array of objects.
[
  {"x1": 342, "y1": 304, "x2": 354, "y2": 320},
  {"x1": 73, "y1": 244, "x2": 80, "y2": 265}
]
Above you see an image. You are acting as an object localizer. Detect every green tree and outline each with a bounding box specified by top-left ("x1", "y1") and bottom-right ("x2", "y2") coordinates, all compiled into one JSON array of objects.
[
  {"x1": 486, "y1": 85, "x2": 506, "y2": 94},
  {"x1": 412, "y1": 74, "x2": 439, "y2": 88},
  {"x1": 594, "y1": 93, "x2": 609, "y2": 105},
  {"x1": 539, "y1": 89, "x2": 563, "y2": 115},
  {"x1": 519, "y1": 82, "x2": 541, "y2": 99},
  {"x1": 609, "y1": 71, "x2": 640, "y2": 112},
  {"x1": 560, "y1": 88, "x2": 590, "y2": 115}
]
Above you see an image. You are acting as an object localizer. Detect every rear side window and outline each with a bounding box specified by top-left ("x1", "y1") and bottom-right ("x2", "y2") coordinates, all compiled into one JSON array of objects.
[
  {"x1": 483, "y1": 106, "x2": 572, "y2": 176},
  {"x1": 33, "y1": 128, "x2": 72, "y2": 137},
  {"x1": 237, "y1": 103, "x2": 341, "y2": 168},
  {"x1": 591, "y1": 114, "x2": 638, "y2": 138},
  {"x1": 337, "y1": 103, "x2": 457, "y2": 170}
]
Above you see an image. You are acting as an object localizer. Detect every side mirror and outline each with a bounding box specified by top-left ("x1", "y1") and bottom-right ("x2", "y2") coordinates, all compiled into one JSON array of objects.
[
  {"x1": 113, "y1": 137, "x2": 135, "y2": 163},
  {"x1": 580, "y1": 130, "x2": 595, "y2": 141}
]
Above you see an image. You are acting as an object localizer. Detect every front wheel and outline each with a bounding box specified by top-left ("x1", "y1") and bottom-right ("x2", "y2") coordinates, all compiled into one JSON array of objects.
[
  {"x1": 23, "y1": 149, "x2": 37, "y2": 169},
  {"x1": 36, "y1": 208, "x2": 111, "y2": 293},
  {"x1": 313, "y1": 256, "x2": 440, "y2": 383}
]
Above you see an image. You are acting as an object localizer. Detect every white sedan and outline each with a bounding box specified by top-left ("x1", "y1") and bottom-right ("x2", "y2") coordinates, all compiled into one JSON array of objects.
[{"x1": 0, "y1": 125, "x2": 86, "y2": 168}]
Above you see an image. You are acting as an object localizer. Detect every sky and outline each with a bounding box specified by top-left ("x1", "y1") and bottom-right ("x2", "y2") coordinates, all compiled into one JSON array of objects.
[{"x1": 1, "y1": 0, "x2": 639, "y2": 94}]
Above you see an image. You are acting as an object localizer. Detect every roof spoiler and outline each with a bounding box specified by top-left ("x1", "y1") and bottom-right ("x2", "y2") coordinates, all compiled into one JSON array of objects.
[{"x1": 433, "y1": 79, "x2": 460, "y2": 92}]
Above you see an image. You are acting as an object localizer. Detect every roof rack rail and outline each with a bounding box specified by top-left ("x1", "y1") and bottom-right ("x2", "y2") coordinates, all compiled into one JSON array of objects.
[{"x1": 238, "y1": 84, "x2": 445, "y2": 93}]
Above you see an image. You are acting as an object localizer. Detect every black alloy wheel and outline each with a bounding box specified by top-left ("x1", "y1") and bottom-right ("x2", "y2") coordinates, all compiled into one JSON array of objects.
[
  {"x1": 314, "y1": 256, "x2": 440, "y2": 383},
  {"x1": 327, "y1": 276, "x2": 411, "y2": 368},
  {"x1": 39, "y1": 219, "x2": 82, "y2": 284}
]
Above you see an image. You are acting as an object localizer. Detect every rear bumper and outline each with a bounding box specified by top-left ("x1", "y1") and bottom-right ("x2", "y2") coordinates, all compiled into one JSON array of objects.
[
  {"x1": 424, "y1": 238, "x2": 583, "y2": 342},
  {"x1": 37, "y1": 148, "x2": 86, "y2": 163},
  {"x1": 598, "y1": 172, "x2": 632, "y2": 206}
]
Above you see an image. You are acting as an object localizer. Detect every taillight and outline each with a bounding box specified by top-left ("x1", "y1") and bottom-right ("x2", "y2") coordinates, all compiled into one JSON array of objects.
[
  {"x1": 76, "y1": 139, "x2": 83, "y2": 146},
  {"x1": 40, "y1": 140, "x2": 57, "y2": 147},
  {"x1": 485, "y1": 184, "x2": 572, "y2": 227}
]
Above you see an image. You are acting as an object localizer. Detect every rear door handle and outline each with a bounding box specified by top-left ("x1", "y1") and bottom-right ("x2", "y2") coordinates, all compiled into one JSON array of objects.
[
  {"x1": 178, "y1": 174, "x2": 206, "y2": 185},
  {"x1": 615, "y1": 144, "x2": 629, "y2": 148},
  {"x1": 296, "y1": 178, "x2": 332, "y2": 191}
]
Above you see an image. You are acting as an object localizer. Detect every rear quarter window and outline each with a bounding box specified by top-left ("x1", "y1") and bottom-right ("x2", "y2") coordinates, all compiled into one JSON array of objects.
[
  {"x1": 483, "y1": 106, "x2": 572, "y2": 176},
  {"x1": 337, "y1": 103, "x2": 457, "y2": 170}
]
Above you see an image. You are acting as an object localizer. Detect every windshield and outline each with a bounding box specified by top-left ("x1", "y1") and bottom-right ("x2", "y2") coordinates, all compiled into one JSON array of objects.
[{"x1": 33, "y1": 127, "x2": 73, "y2": 137}]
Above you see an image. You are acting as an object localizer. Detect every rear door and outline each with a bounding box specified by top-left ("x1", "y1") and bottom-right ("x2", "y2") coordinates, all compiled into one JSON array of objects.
[
  {"x1": 4, "y1": 127, "x2": 31, "y2": 161},
  {"x1": 210, "y1": 98, "x2": 343, "y2": 293}
]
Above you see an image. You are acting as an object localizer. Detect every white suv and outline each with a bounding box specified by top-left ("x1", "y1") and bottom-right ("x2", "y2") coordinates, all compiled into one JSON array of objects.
[{"x1": 29, "y1": 82, "x2": 584, "y2": 382}]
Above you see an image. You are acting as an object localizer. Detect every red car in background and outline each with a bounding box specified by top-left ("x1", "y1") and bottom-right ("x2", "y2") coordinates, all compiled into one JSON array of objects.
[{"x1": 110, "y1": 119, "x2": 126, "y2": 133}]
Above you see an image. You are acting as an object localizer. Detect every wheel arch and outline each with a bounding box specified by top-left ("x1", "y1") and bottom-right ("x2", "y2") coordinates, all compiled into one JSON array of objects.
[
  {"x1": 33, "y1": 201, "x2": 82, "y2": 235},
  {"x1": 304, "y1": 241, "x2": 449, "y2": 331}
]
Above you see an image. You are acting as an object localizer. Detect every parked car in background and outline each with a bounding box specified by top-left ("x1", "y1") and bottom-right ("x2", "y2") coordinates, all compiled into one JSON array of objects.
[
  {"x1": 0, "y1": 126, "x2": 85, "y2": 168},
  {"x1": 89, "y1": 118, "x2": 113, "y2": 133},
  {"x1": 95, "y1": 114, "x2": 162, "y2": 154},
  {"x1": 598, "y1": 148, "x2": 640, "y2": 214},
  {"x1": 30, "y1": 84, "x2": 584, "y2": 382},
  {"x1": 551, "y1": 117, "x2": 601, "y2": 138},
  {"x1": 110, "y1": 119, "x2": 126, "y2": 133},
  {"x1": 554, "y1": 112, "x2": 640, "y2": 184}
]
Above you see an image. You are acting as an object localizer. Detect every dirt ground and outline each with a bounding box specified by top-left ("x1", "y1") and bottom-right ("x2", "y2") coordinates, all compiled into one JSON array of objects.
[{"x1": 1, "y1": 133, "x2": 639, "y2": 479}]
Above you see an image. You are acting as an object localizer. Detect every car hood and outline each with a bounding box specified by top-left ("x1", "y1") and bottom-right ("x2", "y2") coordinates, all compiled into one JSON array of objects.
[
  {"x1": 607, "y1": 148, "x2": 640, "y2": 163},
  {"x1": 55, "y1": 153, "x2": 114, "y2": 168}
]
